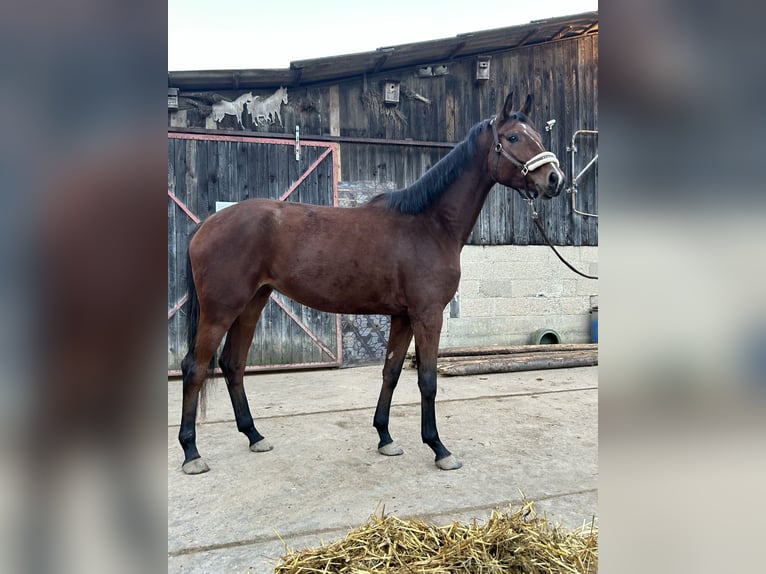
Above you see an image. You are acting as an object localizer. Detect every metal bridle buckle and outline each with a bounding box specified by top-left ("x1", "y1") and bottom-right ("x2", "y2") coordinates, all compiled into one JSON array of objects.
[
  {"x1": 522, "y1": 151, "x2": 559, "y2": 176},
  {"x1": 525, "y1": 197, "x2": 538, "y2": 218}
]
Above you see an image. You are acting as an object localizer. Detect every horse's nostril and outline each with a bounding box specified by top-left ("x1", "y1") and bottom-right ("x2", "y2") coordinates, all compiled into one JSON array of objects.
[{"x1": 549, "y1": 171, "x2": 559, "y2": 186}]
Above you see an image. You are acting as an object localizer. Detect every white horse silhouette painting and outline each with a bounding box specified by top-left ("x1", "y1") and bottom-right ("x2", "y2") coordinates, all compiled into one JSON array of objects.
[
  {"x1": 250, "y1": 87, "x2": 288, "y2": 126},
  {"x1": 209, "y1": 92, "x2": 255, "y2": 129}
]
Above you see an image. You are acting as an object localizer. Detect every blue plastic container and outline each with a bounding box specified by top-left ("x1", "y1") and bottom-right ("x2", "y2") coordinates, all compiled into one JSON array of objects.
[{"x1": 590, "y1": 306, "x2": 598, "y2": 343}]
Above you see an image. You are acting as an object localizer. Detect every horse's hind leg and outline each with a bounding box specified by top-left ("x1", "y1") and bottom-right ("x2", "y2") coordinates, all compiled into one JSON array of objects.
[
  {"x1": 373, "y1": 315, "x2": 413, "y2": 456},
  {"x1": 179, "y1": 317, "x2": 229, "y2": 474},
  {"x1": 219, "y1": 287, "x2": 274, "y2": 453}
]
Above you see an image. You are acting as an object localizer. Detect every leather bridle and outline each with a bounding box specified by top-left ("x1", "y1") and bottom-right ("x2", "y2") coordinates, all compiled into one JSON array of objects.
[
  {"x1": 488, "y1": 115, "x2": 597, "y2": 280},
  {"x1": 489, "y1": 114, "x2": 560, "y2": 200}
]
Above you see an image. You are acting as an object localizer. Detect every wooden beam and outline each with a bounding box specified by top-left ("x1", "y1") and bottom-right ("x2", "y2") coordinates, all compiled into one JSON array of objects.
[
  {"x1": 328, "y1": 85, "x2": 340, "y2": 137},
  {"x1": 515, "y1": 30, "x2": 537, "y2": 47},
  {"x1": 437, "y1": 350, "x2": 598, "y2": 376},
  {"x1": 446, "y1": 41, "x2": 467, "y2": 60},
  {"x1": 409, "y1": 343, "x2": 597, "y2": 360},
  {"x1": 550, "y1": 25, "x2": 572, "y2": 42},
  {"x1": 372, "y1": 53, "x2": 391, "y2": 74}
]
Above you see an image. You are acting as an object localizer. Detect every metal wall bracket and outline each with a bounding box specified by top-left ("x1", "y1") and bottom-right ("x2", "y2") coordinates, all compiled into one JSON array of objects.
[{"x1": 566, "y1": 129, "x2": 598, "y2": 218}]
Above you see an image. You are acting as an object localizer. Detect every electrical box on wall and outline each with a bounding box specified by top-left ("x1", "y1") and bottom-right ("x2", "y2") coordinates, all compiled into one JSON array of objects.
[
  {"x1": 383, "y1": 80, "x2": 400, "y2": 104},
  {"x1": 475, "y1": 56, "x2": 491, "y2": 81},
  {"x1": 168, "y1": 87, "x2": 179, "y2": 109}
]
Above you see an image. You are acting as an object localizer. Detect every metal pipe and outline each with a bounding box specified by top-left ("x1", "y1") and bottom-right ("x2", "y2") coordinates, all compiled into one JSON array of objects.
[
  {"x1": 567, "y1": 129, "x2": 598, "y2": 218},
  {"x1": 573, "y1": 153, "x2": 598, "y2": 186}
]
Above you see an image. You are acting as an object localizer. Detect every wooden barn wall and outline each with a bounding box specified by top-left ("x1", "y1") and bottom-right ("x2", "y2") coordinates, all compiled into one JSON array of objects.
[
  {"x1": 167, "y1": 136, "x2": 339, "y2": 371},
  {"x1": 172, "y1": 34, "x2": 597, "y2": 246},
  {"x1": 333, "y1": 35, "x2": 598, "y2": 246}
]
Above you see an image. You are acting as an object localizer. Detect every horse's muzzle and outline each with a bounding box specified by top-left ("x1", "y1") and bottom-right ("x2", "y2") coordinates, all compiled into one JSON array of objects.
[{"x1": 539, "y1": 166, "x2": 564, "y2": 198}]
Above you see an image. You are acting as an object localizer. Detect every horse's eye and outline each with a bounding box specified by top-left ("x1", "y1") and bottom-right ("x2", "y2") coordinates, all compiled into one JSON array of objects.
[{"x1": 507, "y1": 134, "x2": 518, "y2": 143}]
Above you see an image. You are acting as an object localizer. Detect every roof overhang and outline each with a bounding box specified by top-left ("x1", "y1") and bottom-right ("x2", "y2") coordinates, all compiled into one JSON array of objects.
[{"x1": 168, "y1": 11, "x2": 597, "y2": 91}]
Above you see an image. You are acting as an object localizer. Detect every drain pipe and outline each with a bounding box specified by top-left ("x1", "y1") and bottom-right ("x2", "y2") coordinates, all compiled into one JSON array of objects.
[{"x1": 567, "y1": 129, "x2": 599, "y2": 218}]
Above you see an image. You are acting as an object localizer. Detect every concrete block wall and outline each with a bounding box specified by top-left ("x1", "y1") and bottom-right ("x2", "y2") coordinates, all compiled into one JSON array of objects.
[{"x1": 439, "y1": 245, "x2": 598, "y2": 348}]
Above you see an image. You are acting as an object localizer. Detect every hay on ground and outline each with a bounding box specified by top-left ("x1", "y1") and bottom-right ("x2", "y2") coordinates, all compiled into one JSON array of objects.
[{"x1": 274, "y1": 502, "x2": 597, "y2": 573}]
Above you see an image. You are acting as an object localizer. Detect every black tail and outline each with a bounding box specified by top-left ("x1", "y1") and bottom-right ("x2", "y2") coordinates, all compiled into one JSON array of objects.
[
  {"x1": 184, "y1": 225, "x2": 216, "y2": 415},
  {"x1": 185, "y1": 228, "x2": 201, "y2": 357}
]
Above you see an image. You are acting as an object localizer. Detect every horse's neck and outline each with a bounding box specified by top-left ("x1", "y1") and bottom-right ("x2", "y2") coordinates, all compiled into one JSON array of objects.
[
  {"x1": 232, "y1": 95, "x2": 249, "y2": 112},
  {"x1": 430, "y1": 159, "x2": 495, "y2": 245}
]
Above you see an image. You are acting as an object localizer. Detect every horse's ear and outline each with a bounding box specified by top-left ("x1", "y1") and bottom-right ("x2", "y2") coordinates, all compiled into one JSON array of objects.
[
  {"x1": 501, "y1": 92, "x2": 515, "y2": 120},
  {"x1": 520, "y1": 94, "x2": 533, "y2": 117}
]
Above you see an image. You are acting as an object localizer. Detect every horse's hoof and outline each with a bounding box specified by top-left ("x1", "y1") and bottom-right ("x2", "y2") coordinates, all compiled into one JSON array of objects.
[
  {"x1": 378, "y1": 442, "x2": 404, "y2": 456},
  {"x1": 182, "y1": 458, "x2": 210, "y2": 475},
  {"x1": 435, "y1": 455, "x2": 462, "y2": 470},
  {"x1": 250, "y1": 438, "x2": 273, "y2": 452}
]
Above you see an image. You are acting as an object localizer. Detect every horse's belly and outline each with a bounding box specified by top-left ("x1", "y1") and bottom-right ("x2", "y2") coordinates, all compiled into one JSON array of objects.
[{"x1": 272, "y1": 264, "x2": 407, "y2": 316}]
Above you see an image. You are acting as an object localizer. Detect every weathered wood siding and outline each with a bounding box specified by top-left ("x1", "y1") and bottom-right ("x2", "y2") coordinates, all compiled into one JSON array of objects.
[
  {"x1": 333, "y1": 36, "x2": 598, "y2": 246},
  {"x1": 173, "y1": 35, "x2": 597, "y2": 246},
  {"x1": 167, "y1": 135, "x2": 340, "y2": 372}
]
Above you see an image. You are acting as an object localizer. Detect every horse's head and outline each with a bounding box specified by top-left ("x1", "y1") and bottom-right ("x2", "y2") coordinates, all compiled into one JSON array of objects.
[
  {"x1": 487, "y1": 92, "x2": 564, "y2": 199},
  {"x1": 278, "y1": 87, "x2": 288, "y2": 104},
  {"x1": 237, "y1": 92, "x2": 254, "y2": 104}
]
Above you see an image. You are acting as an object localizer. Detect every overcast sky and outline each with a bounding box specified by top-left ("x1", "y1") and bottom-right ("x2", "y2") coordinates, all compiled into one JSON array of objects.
[{"x1": 168, "y1": 0, "x2": 598, "y2": 71}]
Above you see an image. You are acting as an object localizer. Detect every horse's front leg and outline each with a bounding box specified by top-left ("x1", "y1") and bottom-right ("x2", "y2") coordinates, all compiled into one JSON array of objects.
[
  {"x1": 373, "y1": 315, "x2": 413, "y2": 456},
  {"x1": 412, "y1": 311, "x2": 462, "y2": 470}
]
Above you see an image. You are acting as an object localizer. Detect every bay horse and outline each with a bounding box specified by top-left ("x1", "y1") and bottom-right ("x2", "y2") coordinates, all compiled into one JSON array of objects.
[{"x1": 179, "y1": 91, "x2": 564, "y2": 474}]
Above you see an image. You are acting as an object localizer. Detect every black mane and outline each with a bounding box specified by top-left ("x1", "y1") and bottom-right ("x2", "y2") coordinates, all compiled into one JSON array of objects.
[{"x1": 373, "y1": 119, "x2": 492, "y2": 215}]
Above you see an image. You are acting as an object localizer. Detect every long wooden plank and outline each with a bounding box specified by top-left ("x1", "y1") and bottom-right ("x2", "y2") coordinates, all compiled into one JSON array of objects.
[
  {"x1": 435, "y1": 351, "x2": 597, "y2": 367},
  {"x1": 408, "y1": 343, "x2": 597, "y2": 361},
  {"x1": 438, "y1": 349, "x2": 595, "y2": 366},
  {"x1": 437, "y1": 349, "x2": 598, "y2": 376},
  {"x1": 449, "y1": 343, "x2": 596, "y2": 356}
]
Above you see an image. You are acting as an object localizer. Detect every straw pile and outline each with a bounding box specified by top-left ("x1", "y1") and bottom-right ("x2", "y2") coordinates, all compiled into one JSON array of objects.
[{"x1": 274, "y1": 503, "x2": 597, "y2": 573}]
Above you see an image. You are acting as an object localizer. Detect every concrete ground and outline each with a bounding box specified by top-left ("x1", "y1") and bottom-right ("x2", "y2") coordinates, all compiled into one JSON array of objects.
[{"x1": 168, "y1": 364, "x2": 597, "y2": 573}]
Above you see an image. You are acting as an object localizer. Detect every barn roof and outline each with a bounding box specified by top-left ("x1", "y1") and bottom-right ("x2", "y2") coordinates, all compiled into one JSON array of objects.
[{"x1": 168, "y1": 11, "x2": 597, "y2": 91}]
